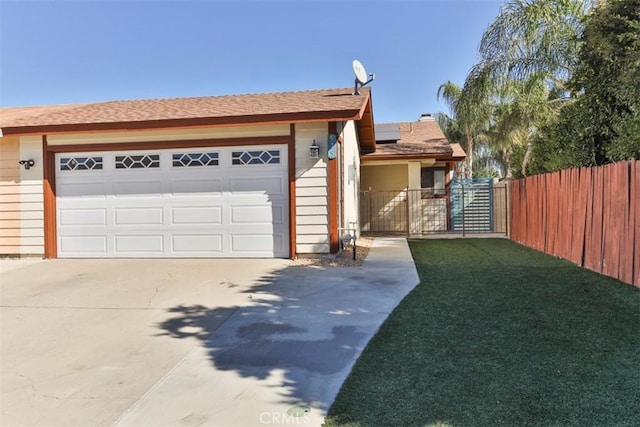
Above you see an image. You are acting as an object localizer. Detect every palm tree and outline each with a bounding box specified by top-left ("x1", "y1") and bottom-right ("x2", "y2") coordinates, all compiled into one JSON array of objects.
[
  {"x1": 470, "y1": 0, "x2": 592, "y2": 88},
  {"x1": 458, "y1": 0, "x2": 591, "y2": 176},
  {"x1": 489, "y1": 74, "x2": 566, "y2": 175},
  {"x1": 437, "y1": 81, "x2": 492, "y2": 178}
]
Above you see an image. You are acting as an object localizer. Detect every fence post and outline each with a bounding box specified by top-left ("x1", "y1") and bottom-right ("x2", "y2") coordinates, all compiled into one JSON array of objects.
[
  {"x1": 368, "y1": 192, "x2": 373, "y2": 233},
  {"x1": 461, "y1": 184, "x2": 466, "y2": 237},
  {"x1": 405, "y1": 189, "x2": 410, "y2": 237},
  {"x1": 504, "y1": 182, "x2": 509, "y2": 236}
]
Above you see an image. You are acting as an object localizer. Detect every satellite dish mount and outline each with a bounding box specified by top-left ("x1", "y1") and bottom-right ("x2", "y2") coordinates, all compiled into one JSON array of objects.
[{"x1": 352, "y1": 60, "x2": 375, "y2": 95}]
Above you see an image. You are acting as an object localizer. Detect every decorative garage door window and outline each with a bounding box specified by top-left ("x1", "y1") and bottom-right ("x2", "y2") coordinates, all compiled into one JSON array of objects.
[
  {"x1": 172, "y1": 152, "x2": 219, "y2": 167},
  {"x1": 115, "y1": 154, "x2": 160, "y2": 169},
  {"x1": 232, "y1": 150, "x2": 280, "y2": 165},
  {"x1": 60, "y1": 156, "x2": 103, "y2": 171}
]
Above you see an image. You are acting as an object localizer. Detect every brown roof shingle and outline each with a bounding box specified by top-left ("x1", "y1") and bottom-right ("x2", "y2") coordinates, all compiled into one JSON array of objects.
[
  {"x1": 0, "y1": 87, "x2": 371, "y2": 135},
  {"x1": 362, "y1": 119, "x2": 465, "y2": 161}
]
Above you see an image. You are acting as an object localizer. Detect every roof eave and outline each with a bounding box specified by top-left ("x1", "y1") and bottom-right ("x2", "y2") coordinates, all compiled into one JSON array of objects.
[
  {"x1": 361, "y1": 153, "x2": 466, "y2": 162},
  {"x1": 354, "y1": 92, "x2": 376, "y2": 153},
  {"x1": 0, "y1": 108, "x2": 365, "y2": 137}
]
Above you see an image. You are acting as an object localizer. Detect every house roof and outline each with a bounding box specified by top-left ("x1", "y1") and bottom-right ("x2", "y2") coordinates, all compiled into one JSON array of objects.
[
  {"x1": 0, "y1": 87, "x2": 375, "y2": 149},
  {"x1": 361, "y1": 119, "x2": 466, "y2": 162}
]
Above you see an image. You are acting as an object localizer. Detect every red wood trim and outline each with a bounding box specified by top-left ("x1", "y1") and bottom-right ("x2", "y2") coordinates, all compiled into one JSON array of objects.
[
  {"x1": 2, "y1": 110, "x2": 364, "y2": 137},
  {"x1": 355, "y1": 92, "x2": 370, "y2": 120},
  {"x1": 45, "y1": 135, "x2": 290, "y2": 153},
  {"x1": 288, "y1": 124, "x2": 297, "y2": 259},
  {"x1": 42, "y1": 135, "x2": 57, "y2": 258},
  {"x1": 328, "y1": 122, "x2": 339, "y2": 254}
]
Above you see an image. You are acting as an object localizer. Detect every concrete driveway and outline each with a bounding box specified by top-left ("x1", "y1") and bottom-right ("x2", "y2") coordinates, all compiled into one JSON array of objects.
[{"x1": 1, "y1": 238, "x2": 419, "y2": 427}]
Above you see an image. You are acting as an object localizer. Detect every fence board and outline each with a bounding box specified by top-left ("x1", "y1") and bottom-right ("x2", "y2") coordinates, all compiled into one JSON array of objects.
[
  {"x1": 585, "y1": 164, "x2": 604, "y2": 273},
  {"x1": 634, "y1": 161, "x2": 640, "y2": 287},
  {"x1": 510, "y1": 160, "x2": 638, "y2": 287},
  {"x1": 538, "y1": 174, "x2": 546, "y2": 252},
  {"x1": 569, "y1": 168, "x2": 587, "y2": 265},
  {"x1": 602, "y1": 165, "x2": 619, "y2": 277},
  {"x1": 618, "y1": 162, "x2": 633, "y2": 284}
]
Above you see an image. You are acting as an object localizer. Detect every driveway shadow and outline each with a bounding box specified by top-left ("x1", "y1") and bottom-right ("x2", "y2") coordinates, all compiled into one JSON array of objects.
[{"x1": 154, "y1": 262, "x2": 406, "y2": 413}]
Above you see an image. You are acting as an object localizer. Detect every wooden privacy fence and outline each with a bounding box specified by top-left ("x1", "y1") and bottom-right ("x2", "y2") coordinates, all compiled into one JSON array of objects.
[{"x1": 510, "y1": 160, "x2": 639, "y2": 287}]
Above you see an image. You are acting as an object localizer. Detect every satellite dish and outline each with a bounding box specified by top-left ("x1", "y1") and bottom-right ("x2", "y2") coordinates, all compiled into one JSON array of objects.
[
  {"x1": 352, "y1": 59, "x2": 375, "y2": 95},
  {"x1": 353, "y1": 60, "x2": 368, "y2": 85}
]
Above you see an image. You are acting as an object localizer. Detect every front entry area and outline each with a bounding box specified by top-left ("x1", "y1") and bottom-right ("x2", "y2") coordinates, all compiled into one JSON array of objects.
[{"x1": 55, "y1": 145, "x2": 289, "y2": 258}]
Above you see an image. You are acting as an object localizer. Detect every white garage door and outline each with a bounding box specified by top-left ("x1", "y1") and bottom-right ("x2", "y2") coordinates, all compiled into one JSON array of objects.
[{"x1": 55, "y1": 145, "x2": 289, "y2": 258}]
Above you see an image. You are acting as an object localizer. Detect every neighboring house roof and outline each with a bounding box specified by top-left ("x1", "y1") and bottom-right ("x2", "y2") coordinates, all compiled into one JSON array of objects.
[
  {"x1": 361, "y1": 119, "x2": 466, "y2": 161},
  {"x1": 0, "y1": 87, "x2": 375, "y2": 150}
]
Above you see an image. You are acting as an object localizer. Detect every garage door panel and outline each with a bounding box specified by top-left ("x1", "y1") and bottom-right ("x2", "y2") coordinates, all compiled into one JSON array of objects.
[
  {"x1": 229, "y1": 176, "x2": 285, "y2": 194},
  {"x1": 56, "y1": 145, "x2": 289, "y2": 258},
  {"x1": 170, "y1": 179, "x2": 222, "y2": 195},
  {"x1": 59, "y1": 209, "x2": 107, "y2": 226},
  {"x1": 60, "y1": 236, "x2": 107, "y2": 254},
  {"x1": 112, "y1": 181, "x2": 163, "y2": 197},
  {"x1": 171, "y1": 207, "x2": 222, "y2": 225},
  {"x1": 231, "y1": 234, "x2": 279, "y2": 253},
  {"x1": 171, "y1": 235, "x2": 223, "y2": 253},
  {"x1": 114, "y1": 208, "x2": 163, "y2": 225},
  {"x1": 57, "y1": 182, "x2": 107, "y2": 198},
  {"x1": 231, "y1": 205, "x2": 283, "y2": 224},
  {"x1": 114, "y1": 235, "x2": 164, "y2": 253}
]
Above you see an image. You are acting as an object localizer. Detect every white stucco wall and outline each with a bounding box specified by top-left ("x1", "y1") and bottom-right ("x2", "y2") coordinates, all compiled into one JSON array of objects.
[
  {"x1": 339, "y1": 120, "x2": 360, "y2": 234},
  {"x1": 294, "y1": 122, "x2": 329, "y2": 254}
]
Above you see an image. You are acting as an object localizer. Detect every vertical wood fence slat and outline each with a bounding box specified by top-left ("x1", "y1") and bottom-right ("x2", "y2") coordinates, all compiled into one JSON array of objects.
[
  {"x1": 630, "y1": 161, "x2": 640, "y2": 287},
  {"x1": 570, "y1": 167, "x2": 588, "y2": 265},
  {"x1": 619, "y1": 162, "x2": 632, "y2": 284},
  {"x1": 509, "y1": 160, "x2": 639, "y2": 287},
  {"x1": 602, "y1": 164, "x2": 616, "y2": 279},
  {"x1": 584, "y1": 166, "x2": 598, "y2": 272},
  {"x1": 591, "y1": 166, "x2": 605, "y2": 274}
]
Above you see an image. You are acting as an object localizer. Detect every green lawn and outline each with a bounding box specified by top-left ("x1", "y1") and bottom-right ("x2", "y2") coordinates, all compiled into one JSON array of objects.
[{"x1": 325, "y1": 239, "x2": 640, "y2": 427}]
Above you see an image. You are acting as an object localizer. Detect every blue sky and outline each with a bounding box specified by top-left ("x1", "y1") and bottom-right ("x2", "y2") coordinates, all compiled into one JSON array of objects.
[{"x1": 0, "y1": 0, "x2": 503, "y2": 123}]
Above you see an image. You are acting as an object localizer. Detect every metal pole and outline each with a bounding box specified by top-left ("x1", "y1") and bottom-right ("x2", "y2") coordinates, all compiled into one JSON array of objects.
[
  {"x1": 405, "y1": 189, "x2": 410, "y2": 237},
  {"x1": 461, "y1": 184, "x2": 466, "y2": 237},
  {"x1": 353, "y1": 231, "x2": 357, "y2": 261}
]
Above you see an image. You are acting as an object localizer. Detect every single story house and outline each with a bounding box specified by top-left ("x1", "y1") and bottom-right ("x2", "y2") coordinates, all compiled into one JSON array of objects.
[
  {"x1": 0, "y1": 88, "x2": 463, "y2": 259},
  {"x1": 360, "y1": 116, "x2": 466, "y2": 234}
]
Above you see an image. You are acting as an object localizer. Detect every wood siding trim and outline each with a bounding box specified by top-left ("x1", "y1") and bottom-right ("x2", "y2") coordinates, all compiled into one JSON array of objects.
[
  {"x1": 2, "y1": 110, "x2": 364, "y2": 137},
  {"x1": 328, "y1": 122, "x2": 339, "y2": 253},
  {"x1": 43, "y1": 135, "x2": 57, "y2": 258},
  {"x1": 45, "y1": 135, "x2": 290, "y2": 153},
  {"x1": 288, "y1": 124, "x2": 297, "y2": 259}
]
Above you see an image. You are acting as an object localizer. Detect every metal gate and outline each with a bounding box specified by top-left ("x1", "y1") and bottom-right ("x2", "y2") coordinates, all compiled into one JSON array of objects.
[
  {"x1": 450, "y1": 178, "x2": 493, "y2": 233},
  {"x1": 360, "y1": 180, "x2": 508, "y2": 236}
]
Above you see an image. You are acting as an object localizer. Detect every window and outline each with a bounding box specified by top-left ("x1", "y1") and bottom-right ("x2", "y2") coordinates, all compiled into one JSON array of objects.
[
  {"x1": 60, "y1": 156, "x2": 103, "y2": 171},
  {"x1": 421, "y1": 168, "x2": 446, "y2": 197},
  {"x1": 115, "y1": 154, "x2": 160, "y2": 169},
  {"x1": 232, "y1": 150, "x2": 280, "y2": 165},
  {"x1": 172, "y1": 152, "x2": 219, "y2": 167}
]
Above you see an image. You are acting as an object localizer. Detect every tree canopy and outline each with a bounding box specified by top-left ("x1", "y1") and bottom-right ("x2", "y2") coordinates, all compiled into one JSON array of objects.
[
  {"x1": 437, "y1": 0, "x2": 639, "y2": 178},
  {"x1": 532, "y1": 0, "x2": 640, "y2": 171}
]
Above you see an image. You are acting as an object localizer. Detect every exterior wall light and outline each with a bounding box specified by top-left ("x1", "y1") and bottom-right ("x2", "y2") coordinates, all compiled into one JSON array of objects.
[
  {"x1": 309, "y1": 140, "x2": 320, "y2": 159},
  {"x1": 19, "y1": 159, "x2": 35, "y2": 170}
]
